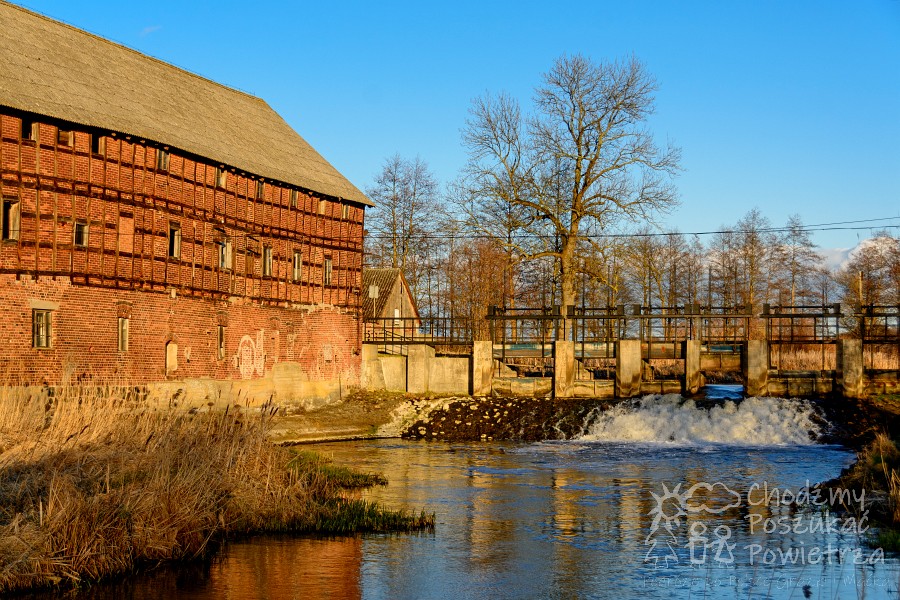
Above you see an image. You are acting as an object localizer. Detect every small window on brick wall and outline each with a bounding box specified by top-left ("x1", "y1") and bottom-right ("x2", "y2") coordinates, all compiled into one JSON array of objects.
[
  {"x1": 324, "y1": 256, "x2": 333, "y2": 286},
  {"x1": 318, "y1": 199, "x2": 326, "y2": 215},
  {"x1": 57, "y1": 129, "x2": 73, "y2": 147},
  {"x1": 341, "y1": 203, "x2": 350, "y2": 220},
  {"x1": 91, "y1": 134, "x2": 106, "y2": 155},
  {"x1": 256, "y1": 180, "x2": 265, "y2": 200},
  {"x1": 21, "y1": 118, "x2": 37, "y2": 141},
  {"x1": 2, "y1": 199, "x2": 21, "y2": 241},
  {"x1": 32, "y1": 310, "x2": 52, "y2": 348},
  {"x1": 218, "y1": 239, "x2": 233, "y2": 270},
  {"x1": 215, "y1": 167, "x2": 227, "y2": 188},
  {"x1": 290, "y1": 189, "x2": 298, "y2": 208},
  {"x1": 262, "y1": 246, "x2": 273, "y2": 277},
  {"x1": 118, "y1": 317, "x2": 129, "y2": 352},
  {"x1": 168, "y1": 223, "x2": 182, "y2": 259},
  {"x1": 292, "y1": 250, "x2": 302, "y2": 281},
  {"x1": 217, "y1": 325, "x2": 226, "y2": 359},
  {"x1": 156, "y1": 149, "x2": 170, "y2": 171},
  {"x1": 73, "y1": 221, "x2": 88, "y2": 247}
]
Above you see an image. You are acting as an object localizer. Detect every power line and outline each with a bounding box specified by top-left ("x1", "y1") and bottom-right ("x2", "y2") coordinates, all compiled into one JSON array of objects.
[{"x1": 365, "y1": 216, "x2": 900, "y2": 242}]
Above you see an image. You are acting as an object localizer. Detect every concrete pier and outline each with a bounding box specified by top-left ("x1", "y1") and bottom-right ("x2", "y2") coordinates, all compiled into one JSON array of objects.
[
  {"x1": 837, "y1": 339, "x2": 864, "y2": 399},
  {"x1": 616, "y1": 340, "x2": 642, "y2": 398},
  {"x1": 683, "y1": 340, "x2": 702, "y2": 395},
  {"x1": 553, "y1": 341, "x2": 575, "y2": 398},
  {"x1": 472, "y1": 340, "x2": 494, "y2": 396},
  {"x1": 744, "y1": 340, "x2": 769, "y2": 397}
]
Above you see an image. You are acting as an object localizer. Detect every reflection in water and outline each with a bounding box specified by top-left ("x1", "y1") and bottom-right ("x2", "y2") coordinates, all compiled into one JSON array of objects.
[
  {"x1": 26, "y1": 536, "x2": 361, "y2": 600},
  {"x1": 27, "y1": 439, "x2": 900, "y2": 600}
]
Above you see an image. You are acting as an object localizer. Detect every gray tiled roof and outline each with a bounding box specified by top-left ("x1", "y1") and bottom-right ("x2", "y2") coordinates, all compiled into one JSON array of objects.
[{"x1": 0, "y1": 1, "x2": 372, "y2": 206}]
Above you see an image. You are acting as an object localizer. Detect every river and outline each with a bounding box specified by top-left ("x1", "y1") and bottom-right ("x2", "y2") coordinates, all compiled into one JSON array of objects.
[{"x1": 30, "y1": 390, "x2": 900, "y2": 599}]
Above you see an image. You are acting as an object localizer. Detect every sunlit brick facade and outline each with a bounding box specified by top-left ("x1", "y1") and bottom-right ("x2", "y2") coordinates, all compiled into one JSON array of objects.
[{"x1": 0, "y1": 4, "x2": 369, "y2": 401}]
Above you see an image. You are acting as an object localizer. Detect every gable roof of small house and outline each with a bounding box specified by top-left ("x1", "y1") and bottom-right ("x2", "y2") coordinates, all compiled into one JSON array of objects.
[
  {"x1": 362, "y1": 268, "x2": 420, "y2": 320},
  {"x1": 0, "y1": 1, "x2": 372, "y2": 206}
]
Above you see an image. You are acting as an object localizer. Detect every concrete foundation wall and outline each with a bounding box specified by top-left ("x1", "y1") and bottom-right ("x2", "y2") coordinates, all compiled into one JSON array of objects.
[{"x1": 428, "y1": 357, "x2": 470, "y2": 395}]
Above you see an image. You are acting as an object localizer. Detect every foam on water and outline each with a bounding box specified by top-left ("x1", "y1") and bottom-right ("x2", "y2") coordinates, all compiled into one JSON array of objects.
[{"x1": 578, "y1": 394, "x2": 824, "y2": 445}]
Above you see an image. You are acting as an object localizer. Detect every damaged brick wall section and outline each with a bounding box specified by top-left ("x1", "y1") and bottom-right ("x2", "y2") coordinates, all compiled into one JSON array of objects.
[{"x1": 0, "y1": 274, "x2": 361, "y2": 387}]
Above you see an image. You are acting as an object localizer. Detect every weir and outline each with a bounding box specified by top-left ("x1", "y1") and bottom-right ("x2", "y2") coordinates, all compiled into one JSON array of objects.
[{"x1": 362, "y1": 303, "x2": 899, "y2": 399}]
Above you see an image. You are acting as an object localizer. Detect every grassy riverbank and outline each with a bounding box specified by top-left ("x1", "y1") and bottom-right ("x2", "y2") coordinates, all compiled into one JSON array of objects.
[
  {"x1": 0, "y1": 387, "x2": 433, "y2": 594},
  {"x1": 823, "y1": 393, "x2": 900, "y2": 547}
]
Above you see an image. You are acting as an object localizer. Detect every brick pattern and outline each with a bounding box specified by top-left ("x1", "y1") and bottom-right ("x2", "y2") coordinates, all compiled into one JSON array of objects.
[
  {"x1": 0, "y1": 111, "x2": 364, "y2": 386},
  {"x1": 0, "y1": 112, "x2": 364, "y2": 306}
]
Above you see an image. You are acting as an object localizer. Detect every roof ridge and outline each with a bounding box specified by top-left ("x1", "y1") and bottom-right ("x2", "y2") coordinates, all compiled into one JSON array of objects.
[{"x1": 1, "y1": 0, "x2": 264, "y2": 104}]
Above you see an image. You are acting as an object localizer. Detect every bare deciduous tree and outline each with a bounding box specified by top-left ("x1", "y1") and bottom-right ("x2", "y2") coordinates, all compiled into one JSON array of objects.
[
  {"x1": 365, "y1": 155, "x2": 440, "y2": 297},
  {"x1": 459, "y1": 55, "x2": 680, "y2": 337}
]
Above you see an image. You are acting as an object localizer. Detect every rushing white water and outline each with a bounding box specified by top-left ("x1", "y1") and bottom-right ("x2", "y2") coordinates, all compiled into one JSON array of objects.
[{"x1": 578, "y1": 394, "x2": 824, "y2": 445}]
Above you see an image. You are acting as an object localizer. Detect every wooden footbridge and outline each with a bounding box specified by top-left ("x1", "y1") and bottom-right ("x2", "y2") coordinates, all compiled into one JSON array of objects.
[{"x1": 362, "y1": 304, "x2": 899, "y2": 399}]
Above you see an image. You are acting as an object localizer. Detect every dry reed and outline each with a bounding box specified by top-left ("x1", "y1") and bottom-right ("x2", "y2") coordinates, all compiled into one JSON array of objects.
[{"x1": 0, "y1": 386, "x2": 432, "y2": 593}]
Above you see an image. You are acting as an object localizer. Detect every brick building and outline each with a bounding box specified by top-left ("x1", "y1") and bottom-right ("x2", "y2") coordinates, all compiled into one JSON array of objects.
[{"x1": 0, "y1": 3, "x2": 371, "y2": 405}]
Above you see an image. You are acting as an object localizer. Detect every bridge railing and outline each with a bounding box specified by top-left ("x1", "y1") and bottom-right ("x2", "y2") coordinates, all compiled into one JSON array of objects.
[{"x1": 363, "y1": 316, "x2": 477, "y2": 355}]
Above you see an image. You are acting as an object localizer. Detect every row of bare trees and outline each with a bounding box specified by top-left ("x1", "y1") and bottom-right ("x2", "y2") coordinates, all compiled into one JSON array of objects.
[{"x1": 364, "y1": 55, "x2": 899, "y2": 337}]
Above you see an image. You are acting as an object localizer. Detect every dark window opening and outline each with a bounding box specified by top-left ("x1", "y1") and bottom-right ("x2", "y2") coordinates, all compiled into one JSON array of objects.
[
  {"x1": 156, "y1": 149, "x2": 170, "y2": 171},
  {"x1": 21, "y1": 119, "x2": 36, "y2": 141},
  {"x1": 2, "y1": 199, "x2": 21, "y2": 241},
  {"x1": 91, "y1": 134, "x2": 106, "y2": 155},
  {"x1": 73, "y1": 221, "x2": 88, "y2": 247},
  {"x1": 57, "y1": 129, "x2": 73, "y2": 147},
  {"x1": 217, "y1": 325, "x2": 226, "y2": 359}
]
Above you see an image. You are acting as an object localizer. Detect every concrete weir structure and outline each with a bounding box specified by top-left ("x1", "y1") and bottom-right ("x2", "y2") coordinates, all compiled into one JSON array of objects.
[
  {"x1": 362, "y1": 303, "x2": 897, "y2": 399},
  {"x1": 361, "y1": 337, "x2": 891, "y2": 400}
]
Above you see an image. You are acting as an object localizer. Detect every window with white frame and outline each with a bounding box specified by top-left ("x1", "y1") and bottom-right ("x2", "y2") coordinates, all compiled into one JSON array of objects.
[
  {"x1": 218, "y1": 238, "x2": 233, "y2": 270},
  {"x1": 292, "y1": 250, "x2": 302, "y2": 281},
  {"x1": 32, "y1": 310, "x2": 52, "y2": 348},
  {"x1": 168, "y1": 223, "x2": 181, "y2": 259},
  {"x1": 118, "y1": 317, "x2": 129, "y2": 352}
]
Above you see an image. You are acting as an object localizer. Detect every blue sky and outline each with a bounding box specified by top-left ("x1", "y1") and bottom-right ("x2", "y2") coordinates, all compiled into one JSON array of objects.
[{"x1": 16, "y1": 0, "x2": 900, "y2": 252}]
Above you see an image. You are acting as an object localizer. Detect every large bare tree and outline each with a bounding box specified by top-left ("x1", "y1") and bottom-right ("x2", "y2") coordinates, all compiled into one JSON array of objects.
[{"x1": 459, "y1": 55, "x2": 680, "y2": 336}]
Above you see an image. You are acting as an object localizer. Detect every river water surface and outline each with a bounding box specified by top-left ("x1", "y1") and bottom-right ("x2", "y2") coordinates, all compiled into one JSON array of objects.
[{"x1": 37, "y1": 391, "x2": 900, "y2": 599}]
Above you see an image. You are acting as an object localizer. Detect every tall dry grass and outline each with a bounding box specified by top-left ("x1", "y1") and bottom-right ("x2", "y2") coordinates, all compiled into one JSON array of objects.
[
  {"x1": 0, "y1": 386, "x2": 432, "y2": 593},
  {"x1": 773, "y1": 346, "x2": 898, "y2": 371}
]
